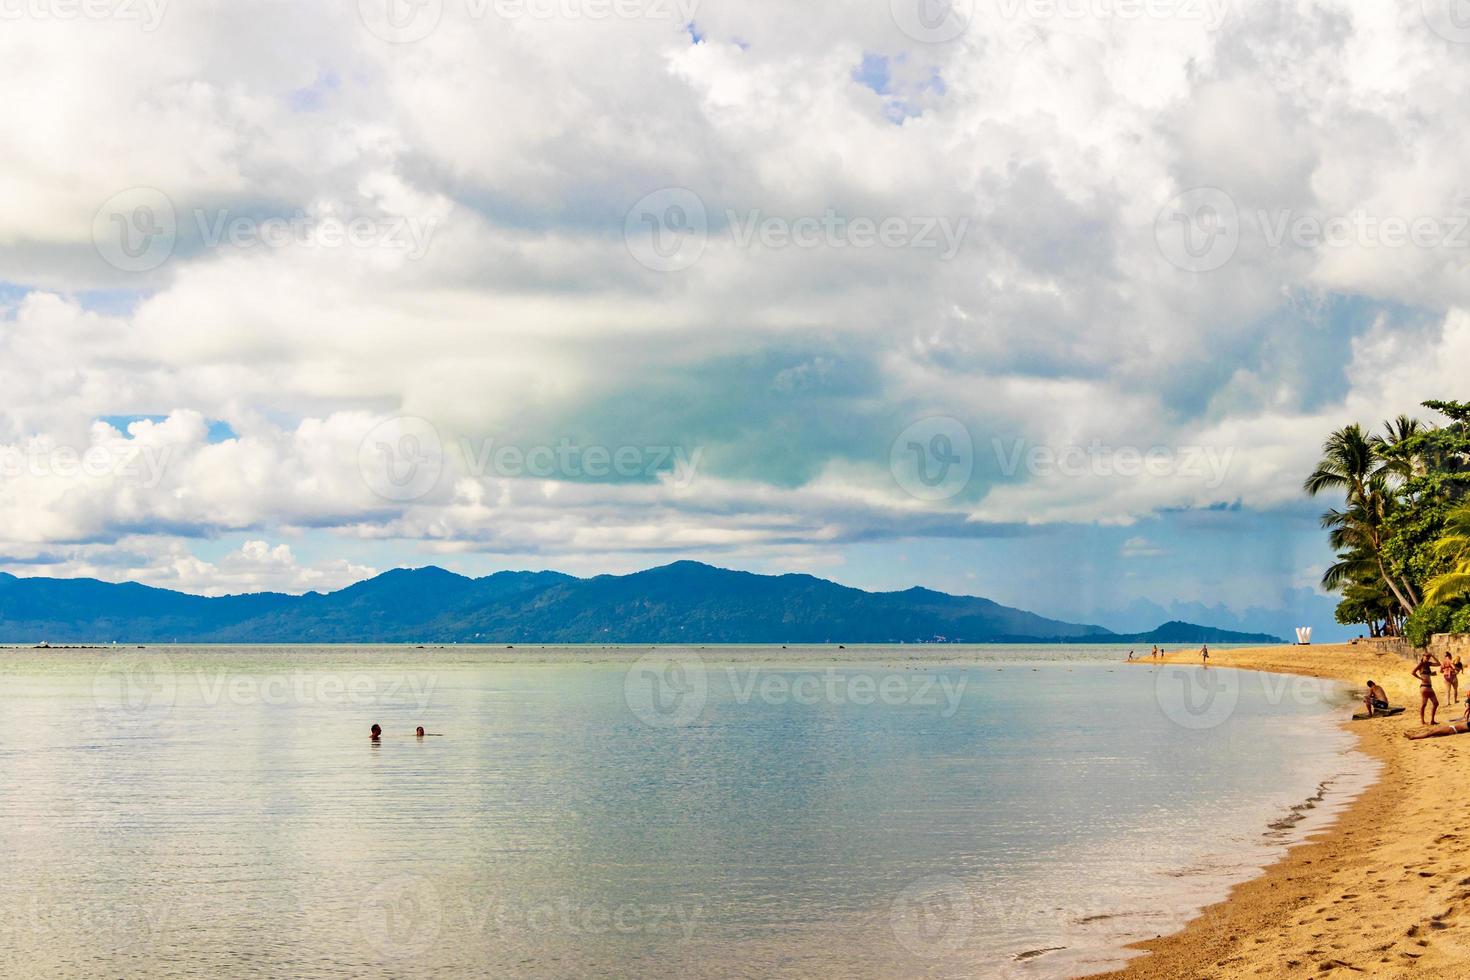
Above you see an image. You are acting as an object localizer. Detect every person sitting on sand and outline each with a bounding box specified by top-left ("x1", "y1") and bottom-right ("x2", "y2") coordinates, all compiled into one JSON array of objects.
[
  {"x1": 1413, "y1": 653, "x2": 1439, "y2": 725},
  {"x1": 1362, "y1": 680, "x2": 1389, "y2": 717},
  {"x1": 1406, "y1": 697, "x2": 1470, "y2": 740},
  {"x1": 371, "y1": 723, "x2": 382, "y2": 742}
]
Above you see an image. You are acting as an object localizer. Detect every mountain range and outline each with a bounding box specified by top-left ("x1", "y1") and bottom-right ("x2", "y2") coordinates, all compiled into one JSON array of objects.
[{"x1": 0, "y1": 561, "x2": 1281, "y2": 645}]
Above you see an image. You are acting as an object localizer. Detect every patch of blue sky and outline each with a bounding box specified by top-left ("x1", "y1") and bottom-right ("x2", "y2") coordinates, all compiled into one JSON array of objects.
[
  {"x1": 288, "y1": 69, "x2": 339, "y2": 112},
  {"x1": 98, "y1": 415, "x2": 239, "y2": 444}
]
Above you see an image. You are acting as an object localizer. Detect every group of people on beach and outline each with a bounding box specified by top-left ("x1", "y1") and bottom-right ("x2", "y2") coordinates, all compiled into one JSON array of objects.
[
  {"x1": 1407, "y1": 651, "x2": 1467, "y2": 733},
  {"x1": 1126, "y1": 644, "x2": 1210, "y2": 663},
  {"x1": 1364, "y1": 650, "x2": 1470, "y2": 739}
]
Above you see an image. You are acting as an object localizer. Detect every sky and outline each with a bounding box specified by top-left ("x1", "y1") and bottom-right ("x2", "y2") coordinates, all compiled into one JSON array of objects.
[{"x1": 2, "y1": 0, "x2": 1469, "y2": 640}]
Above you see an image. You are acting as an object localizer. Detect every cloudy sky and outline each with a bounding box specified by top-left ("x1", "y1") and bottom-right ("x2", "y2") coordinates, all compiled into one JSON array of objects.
[{"x1": 3, "y1": 0, "x2": 1468, "y2": 638}]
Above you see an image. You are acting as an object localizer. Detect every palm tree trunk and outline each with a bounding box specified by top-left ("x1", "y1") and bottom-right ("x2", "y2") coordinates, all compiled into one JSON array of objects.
[{"x1": 1376, "y1": 554, "x2": 1416, "y2": 613}]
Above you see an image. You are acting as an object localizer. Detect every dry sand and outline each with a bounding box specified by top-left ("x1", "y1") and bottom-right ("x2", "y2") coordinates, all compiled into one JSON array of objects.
[{"x1": 1085, "y1": 643, "x2": 1470, "y2": 979}]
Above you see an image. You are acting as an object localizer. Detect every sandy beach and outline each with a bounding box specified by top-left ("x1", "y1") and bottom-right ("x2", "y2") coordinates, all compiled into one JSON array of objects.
[{"x1": 1088, "y1": 643, "x2": 1470, "y2": 979}]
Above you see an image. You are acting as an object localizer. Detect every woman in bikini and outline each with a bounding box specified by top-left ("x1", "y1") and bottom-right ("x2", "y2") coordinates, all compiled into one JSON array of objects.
[
  {"x1": 1413, "y1": 653, "x2": 1439, "y2": 726},
  {"x1": 1406, "y1": 696, "x2": 1470, "y2": 739},
  {"x1": 1441, "y1": 653, "x2": 1460, "y2": 705}
]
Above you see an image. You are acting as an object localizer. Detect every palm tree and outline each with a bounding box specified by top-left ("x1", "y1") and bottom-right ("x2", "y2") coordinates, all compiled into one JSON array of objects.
[
  {"x1": 1326, "y1": 545, "x2": 1401, "y2": 635},
  {"x1": 1304, "y1": 424, "x2": 1419, "y2": 613},
  {"x1": 1425, "y1": 502, "x2": 1470, "y2": 606},
  {"x1": 1373, "y1": 414, "x2": 1425, "y2": 482}
]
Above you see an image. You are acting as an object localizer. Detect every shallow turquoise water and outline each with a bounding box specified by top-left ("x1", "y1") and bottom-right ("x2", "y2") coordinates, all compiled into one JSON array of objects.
[{"x1": 0, "y1": 645, "x2": 1373, "y2": 978}]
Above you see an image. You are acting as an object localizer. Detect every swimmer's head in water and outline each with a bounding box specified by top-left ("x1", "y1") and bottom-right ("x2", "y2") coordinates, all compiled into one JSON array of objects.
[
  {"x1": 370, "y1": 724, "x2": 382, "y2": 738},
  {"x1": 416, "y1": 726, "x2": 425, "y2": 737}
]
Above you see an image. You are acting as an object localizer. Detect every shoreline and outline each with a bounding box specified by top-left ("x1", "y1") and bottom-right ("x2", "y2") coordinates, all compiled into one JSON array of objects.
[{"x1": 1086, "y1": 643, "x2": 1470, "y2": 979}]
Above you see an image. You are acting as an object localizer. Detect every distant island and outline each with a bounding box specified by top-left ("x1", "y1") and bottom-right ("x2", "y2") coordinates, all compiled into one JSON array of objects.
[{"x1": 0, "y1": 561, "x2": 1279, "y2": 645}]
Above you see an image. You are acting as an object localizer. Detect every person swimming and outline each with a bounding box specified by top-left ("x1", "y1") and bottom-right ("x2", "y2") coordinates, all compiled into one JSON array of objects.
[
  {"x1": 370, "y1": 723, "x2": 382, "y2": 741},
  {"x1": 416, "y1": 726, "x2": 425, "y2": 738}
]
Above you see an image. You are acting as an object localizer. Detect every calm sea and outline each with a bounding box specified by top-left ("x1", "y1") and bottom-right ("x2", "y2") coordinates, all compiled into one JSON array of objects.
[{"x1": 0, "y1": 645, "x2": 1375, "y2": 978}]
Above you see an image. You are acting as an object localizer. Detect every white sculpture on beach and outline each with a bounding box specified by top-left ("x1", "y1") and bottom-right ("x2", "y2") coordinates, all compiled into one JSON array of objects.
[{"x1": 1295, "y1": 626, "x2": 1313, "y2": 645}]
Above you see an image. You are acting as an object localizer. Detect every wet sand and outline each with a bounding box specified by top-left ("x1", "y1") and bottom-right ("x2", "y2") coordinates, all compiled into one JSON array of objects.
[{"x1": 1088, "y1": 643, "x2": 1470, "y2": 979}]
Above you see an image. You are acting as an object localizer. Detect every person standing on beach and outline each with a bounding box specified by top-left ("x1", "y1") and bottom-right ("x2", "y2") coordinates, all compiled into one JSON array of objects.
[
  {"x1": 1200, "y1": 643, "x2": 1209, "y2": 665},
  {"x1": 1440, "y1": 653, "x2": 1459, "y2": 705},
  {"x1": 1413, "y1": 653, "x2": 1439, "y2": 725}
]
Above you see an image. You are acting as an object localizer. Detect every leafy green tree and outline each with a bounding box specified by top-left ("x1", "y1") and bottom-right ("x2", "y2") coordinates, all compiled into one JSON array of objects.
[{"x1": 1404, "y1": 604, "x2": 1453, "y2": 648}]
